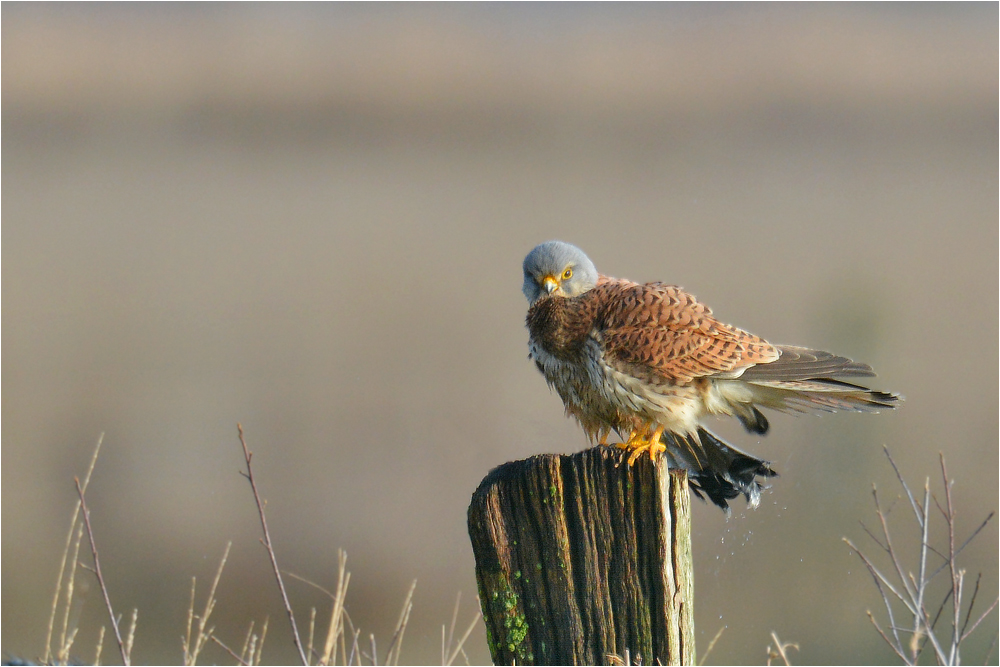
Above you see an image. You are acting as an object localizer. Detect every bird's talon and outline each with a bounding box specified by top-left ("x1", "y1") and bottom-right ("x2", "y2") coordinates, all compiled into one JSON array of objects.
[
  {"x1": 626, "y1": 445, "x2": 648, "y2": 466},
  {"x1": 648, "y1": 440, "x2": 666, "y2": 461},
  {"x1": 620, "y1": 426, "x2": 666, "y2": 466}
]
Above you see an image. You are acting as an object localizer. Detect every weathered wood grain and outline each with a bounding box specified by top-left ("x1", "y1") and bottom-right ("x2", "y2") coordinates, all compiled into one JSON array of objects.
[{"x1": 468, "y1": 446, "x2": 694, "y2": 666}]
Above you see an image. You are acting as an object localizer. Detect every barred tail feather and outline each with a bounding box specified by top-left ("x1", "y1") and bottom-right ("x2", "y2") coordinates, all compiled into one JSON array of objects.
[
  {"x1": 744, "y1": 378, "x2": 899, "y2": 414},
  {"x1": 727, "y1": 345, "x2": 900, "y2": 424},
  {"x1": 661, "y1": 428, "x2": 777, "y2": 512}
]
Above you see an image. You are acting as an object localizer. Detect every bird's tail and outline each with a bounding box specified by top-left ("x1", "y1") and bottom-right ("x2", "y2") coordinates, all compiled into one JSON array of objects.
[
  {"x1": 661, "y1": 427, "x2": 777, "y2": 512},
  {"x1": 719, "y1": 345, "x2": 900, "y2": 434}
]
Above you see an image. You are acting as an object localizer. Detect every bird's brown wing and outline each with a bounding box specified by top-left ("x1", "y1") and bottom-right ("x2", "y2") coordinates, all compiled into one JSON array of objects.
[{"x1": 593, "y1": 281, "x2": 779, "y2": 385}]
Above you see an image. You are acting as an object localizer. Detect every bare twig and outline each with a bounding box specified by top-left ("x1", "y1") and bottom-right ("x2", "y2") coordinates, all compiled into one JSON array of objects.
[
  {"x1": 865, "y1": 610, "x2": 908, "y2": 663},
  {"x1": 884, "y1": 445, "x2": 921, "y2": 521},
  {"x1": 211, "y1": 634, "x2": 250, "y2": 666},
  {"x1": 75, "y1": 476, "x2": 129, "y2": 666},
  {"x1": 847, "y1": 449, "x2": 998, "y2": 666},
  {"x1": 983, "y1": 629, "x2": 998, "y2": 666},
  {"x1": 927, "y1": 511, "x2": 995, "y2": 582},
  {"x1": 237, "y1": 423, "x2": 309, "y2": 665},
  {"x1": 960, "y1": 573, "x2": 983, "y2": 639},
  {"x1": 942, "y1": 454, "x2": 960, "y2": 664},
  {"x1": 844, "y1": 538, "x2": 908, "y2": 643},
  {"x1": 961, "y1": 598, "x2": 998, "y2": 643},
  {"x1": 46, "y1": 433, "x2": 103, "y2": 664}
]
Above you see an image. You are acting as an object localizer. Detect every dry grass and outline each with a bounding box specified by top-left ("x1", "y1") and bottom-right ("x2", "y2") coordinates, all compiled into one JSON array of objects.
[
  {"x1": 38, "y1": 427, "x2": 481, "y2": 666},
  {"x1": 39, "y1": 431, "x2": 994, "y2": 665},
  {"x1": 765, "y1": 631, "x2": 799, "y2": 666}
]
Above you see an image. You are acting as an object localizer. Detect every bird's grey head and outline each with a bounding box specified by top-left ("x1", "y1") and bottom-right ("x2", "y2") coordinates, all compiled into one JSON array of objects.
[{"x1": 522, "y1": 241, "x2": 599, "y2": 305}]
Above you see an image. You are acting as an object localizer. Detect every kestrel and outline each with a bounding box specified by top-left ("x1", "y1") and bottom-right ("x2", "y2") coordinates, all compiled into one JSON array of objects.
[{"x1": 522, "y1": 240, "x2": 899, "y2": 511}]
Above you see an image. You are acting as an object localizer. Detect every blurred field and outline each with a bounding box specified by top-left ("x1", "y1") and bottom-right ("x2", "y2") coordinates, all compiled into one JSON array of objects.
[{"x1": 3, "y1": 4, "x2": 997, "y2": 665}]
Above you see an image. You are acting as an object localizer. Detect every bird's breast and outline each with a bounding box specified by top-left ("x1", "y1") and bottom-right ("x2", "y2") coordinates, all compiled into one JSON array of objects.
[{"x1": 525, "y1": 295, "x2": 596, "y2": 361}]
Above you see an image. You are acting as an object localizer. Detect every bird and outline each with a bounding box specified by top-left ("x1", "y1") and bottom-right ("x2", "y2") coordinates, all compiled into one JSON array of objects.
[{"x1": 522, "y1": 240, "x2": 899, "y2": 511}]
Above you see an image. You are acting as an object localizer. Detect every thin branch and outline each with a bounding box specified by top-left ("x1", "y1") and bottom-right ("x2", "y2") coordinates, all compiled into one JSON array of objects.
[
  {"x1": 845, "y1": 538, "x2": 913, "y2": 627},
  {"x1": 866, "y1": 611, "x2": 909, "y2": 663},
  {"x1": 46, "y1": 433, "x2": 103, "y2": 664},
  {"x1": 923, "y1": 584, "x2": 955, "y2": 656},
  {"x1": 850, "y1": 449, "x2": 997, "y2": 665},
  {"x1": 982, "y1": 627, "x2": 998, "y2": 666},
  {"x1": 883, "y1": 446, "x2": 921, "y2": 521},
  {"x1": 859, "y1": 519, "x2": 888, "y2": 553},
  {"x1": 912, "y1": 476, "x2": 931, "y2": 664},
  {"x1": 237, "y1": 423, "x2": 308, "y2": 665},
  {"x1": 962, "y1": 597, "x2": 999, "y2": 643},
  {"x1": 211, "y1": 634, "x2": 250, "y2": 666},
  {"x1": 75, "y1": 476, "x2": 129, "y2": 666},
  {"x1": 928, "y1": 511, "x2": 995, "y2": 581},
  {"x1": 941, "y1": 454, "x2": 961, "y2": 664},
  {"x1": 960, "y1": 573, "x2": 983, "y2": 638},
  {"x1": 872, "y1": 485, "x2": 919, "y2": 609}
]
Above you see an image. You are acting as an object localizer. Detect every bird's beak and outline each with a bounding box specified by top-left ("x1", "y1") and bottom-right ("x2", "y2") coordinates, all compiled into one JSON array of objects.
[{"x1": 542, "y1": 275, "x2": 560, "y2": 294}]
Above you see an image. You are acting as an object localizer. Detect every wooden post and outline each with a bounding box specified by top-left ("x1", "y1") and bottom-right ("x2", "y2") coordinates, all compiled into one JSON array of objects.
[{"x1": 468, "y1": 446, "x2": 695, "y2": 666}]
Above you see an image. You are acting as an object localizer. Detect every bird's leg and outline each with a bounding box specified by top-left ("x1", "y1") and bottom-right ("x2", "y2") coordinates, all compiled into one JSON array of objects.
[
  {"x1": 616, "y1": 423, "x2": 667, "y2": 466},
  {"x1": 627, "y1": 424, "x2": 666, "y2": 466},
  {"x1": 613, "y1": 427, "x2": 643, "y2": 450}
]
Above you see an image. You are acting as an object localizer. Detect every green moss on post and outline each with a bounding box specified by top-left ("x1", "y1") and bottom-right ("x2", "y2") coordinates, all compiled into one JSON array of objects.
[{"x1": 468, "y1": 446, "x2": 695, "y2": 665}]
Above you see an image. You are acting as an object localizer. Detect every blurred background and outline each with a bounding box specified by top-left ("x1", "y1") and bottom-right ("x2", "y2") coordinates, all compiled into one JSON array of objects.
[{"x1": 3, "y1": 3, "x2": 997, "y2": 665}]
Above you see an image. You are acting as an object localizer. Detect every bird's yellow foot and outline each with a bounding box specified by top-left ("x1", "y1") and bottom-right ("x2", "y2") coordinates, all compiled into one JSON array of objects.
[{"x1": 615, "y1": 425, "x2": 667, "y2": 466}]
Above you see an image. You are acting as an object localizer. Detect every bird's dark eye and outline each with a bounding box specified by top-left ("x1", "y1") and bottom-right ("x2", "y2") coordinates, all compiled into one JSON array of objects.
[{"x1": 562, "y1": 267, "x2": 573, "y2": 280}]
